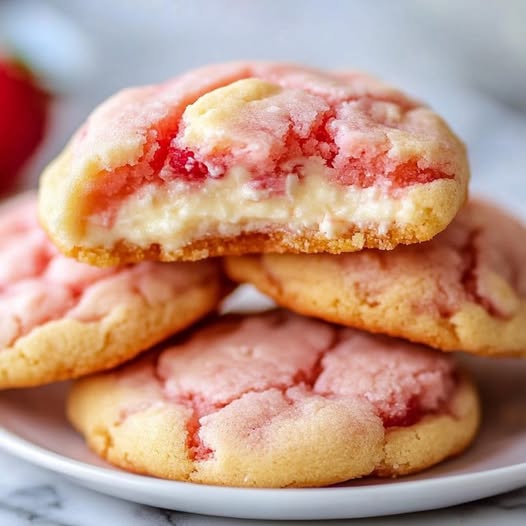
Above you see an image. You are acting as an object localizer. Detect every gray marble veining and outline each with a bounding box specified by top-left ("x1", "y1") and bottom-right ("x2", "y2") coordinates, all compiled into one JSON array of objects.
[{"x1": 0, "y1": 450, "x2": 525, "y2": 525}]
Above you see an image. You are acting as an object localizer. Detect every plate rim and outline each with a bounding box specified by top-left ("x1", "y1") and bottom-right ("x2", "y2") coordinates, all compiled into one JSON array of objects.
[
  {"x1": 1, "y1": 425, "x2": 526, "y2": 519},
  {"x1": 1, "y1": 424, "x2": 525, "y2": 494}
]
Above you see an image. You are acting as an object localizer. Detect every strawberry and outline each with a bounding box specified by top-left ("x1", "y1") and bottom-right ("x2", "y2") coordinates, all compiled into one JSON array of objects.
[{"x1": 0, "y1": 58, "x2": 49, "y2": 195}]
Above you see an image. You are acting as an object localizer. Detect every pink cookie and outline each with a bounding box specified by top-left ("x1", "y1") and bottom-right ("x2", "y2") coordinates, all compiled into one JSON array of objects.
[
  {"x1": 68, "y1": 311, "x2": 479, "y2": 487},
  {"x1": 0, "y1": 193, "x2": 229, "y2": 388},
  {"x1": 226, "y1": 199, "x2": 526, "y2": 357},
  {"x1": 39, "y1": 62, "x2": 469, "y2": 265}
]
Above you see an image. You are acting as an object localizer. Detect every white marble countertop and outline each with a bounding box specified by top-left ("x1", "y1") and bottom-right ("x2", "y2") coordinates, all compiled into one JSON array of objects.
[
  {"x1": 1, "y1": 450, "x2": 525, "y2": 525},
  {"x1": 1, "y1": 1, "x2": 526, "y2": 524}
]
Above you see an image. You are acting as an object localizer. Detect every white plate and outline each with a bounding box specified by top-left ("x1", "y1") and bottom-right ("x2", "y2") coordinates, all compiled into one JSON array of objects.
[{"x1": 0, "y1": 352, "x2": 524, "y2": 520}]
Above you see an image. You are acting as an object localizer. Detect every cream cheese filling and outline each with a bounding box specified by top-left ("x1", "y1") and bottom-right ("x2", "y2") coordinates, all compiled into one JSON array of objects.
[{"x1": 84, "y1": 162, "x2": 422, "y2": 251}]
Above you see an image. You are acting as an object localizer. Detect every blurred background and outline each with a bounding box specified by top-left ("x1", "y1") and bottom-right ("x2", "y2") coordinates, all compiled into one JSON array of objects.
[{"x1": 1, "y1": 0, "x2": 525, "y2": 214}]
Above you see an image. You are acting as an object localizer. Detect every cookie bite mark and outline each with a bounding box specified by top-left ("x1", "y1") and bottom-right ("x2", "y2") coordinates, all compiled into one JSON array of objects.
[{"x1": 40, "y1": 62, "x2": 469, "y2": 264}]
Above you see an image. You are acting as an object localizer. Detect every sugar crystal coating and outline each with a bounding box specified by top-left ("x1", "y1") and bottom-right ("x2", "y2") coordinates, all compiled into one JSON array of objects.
[
  {"x1": 0, "y1": 194, "x2": 214, "y2": 349},
  {"x1": 118, "y1": 311, "x2": 457, "y2": 460}
]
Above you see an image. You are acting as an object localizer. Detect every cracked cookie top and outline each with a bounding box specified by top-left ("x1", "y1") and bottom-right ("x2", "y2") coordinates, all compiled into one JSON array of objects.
[
  {"x1": 225, "y1": 199, "x2": 526, "y2": 356},
  {"x1": 320, "y1": 199, "x2": 526, "y2": 321},
  {"x1": 116, "y1": 311, "x2": 457, "y2": 461},
  {"x1": 0, "y1": 193, "x2": 220, "y2": 351},
  {"x1": 39, "y1": 62, "x2": 469, "y2": 264},
  {"x1": 58, "y1": 63, "x2": 466, "y2": 201}
]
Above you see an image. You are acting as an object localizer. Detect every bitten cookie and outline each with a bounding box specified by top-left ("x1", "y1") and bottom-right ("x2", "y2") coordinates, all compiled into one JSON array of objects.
[
  {"x1": 68, "y1": 311, "x2": 479, "y2": 488},
  {"x1": 39, "y1": 62, "x2": 469, "y2": 266},
  {"x1": 0, "y1": 193, "x2": 229, "y2": 388},
  {"x1": 226, "y1": 200, "x2": 526, "y2": 357}
]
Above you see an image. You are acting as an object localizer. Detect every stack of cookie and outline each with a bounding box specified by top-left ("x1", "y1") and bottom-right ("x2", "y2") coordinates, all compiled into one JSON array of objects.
[{"x1": 2, "y1": 62, "x2": 524, "y2": 488}]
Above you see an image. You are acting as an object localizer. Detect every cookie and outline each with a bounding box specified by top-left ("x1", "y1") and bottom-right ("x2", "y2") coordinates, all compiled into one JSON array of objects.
[
  {"x1": 226, "y1": 200, "x2": 526, "y2": 357},
  {"x1": 0, "y1": 193, "x2": 229, "y2": 388},
  {"x1": 68, "y1": 311, "x2": 479, "y2": 487},
  {"x1": 39, "y1": 62, "x2": 469, "y2": 266}
]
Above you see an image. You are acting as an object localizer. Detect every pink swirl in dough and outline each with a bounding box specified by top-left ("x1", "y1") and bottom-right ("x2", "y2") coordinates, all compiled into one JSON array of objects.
[
  {"x1": 0, "y1": 194, "x2": 214, "y2": 349},
  {"x1": 338, "y1": 200, "x2": 526, "y2": 319},
  {"x1": 118, "y1": 311, "x2": 456, "y2": 460},
  {"x1": 70, "y1": 63, "x2": 463, "y2": 218}
]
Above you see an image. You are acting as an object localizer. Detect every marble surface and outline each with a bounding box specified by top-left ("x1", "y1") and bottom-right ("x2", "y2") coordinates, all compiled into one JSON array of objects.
[
  {"x1": 0, "y1": 1, "x2": 525, "y2": 524},
  {"x1": 0, "y1": 450, "x2": 525, "y2": 525}
]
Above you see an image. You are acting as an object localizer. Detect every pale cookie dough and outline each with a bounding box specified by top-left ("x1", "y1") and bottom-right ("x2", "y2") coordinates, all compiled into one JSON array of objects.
[
  {"x1": 68, "y1": 311, "x2": 479, "y2": 488},
  {"x1": 225, "y1": 200, "x2": 526, "y2": 357},
  {"x1": 39, "y1": 62, "x2": 469, "y2": 265},
  {"x1": 0, "y1": 193, "x2": 229, "y2": 388}
]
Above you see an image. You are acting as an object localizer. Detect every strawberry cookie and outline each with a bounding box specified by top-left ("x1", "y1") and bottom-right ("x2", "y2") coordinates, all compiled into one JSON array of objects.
[
  {"x1": 226, "y1": 200, "x2": 526, "y2": 357},
  {"x1": 0, "y1": 193, "x2": 228, "y2": 388},
  {"x1": 68, "y1": 311, "x2": 479, "y2": 487},
  {"x1": 39, "y1": 62, "x2": 468, "y2": 266}
]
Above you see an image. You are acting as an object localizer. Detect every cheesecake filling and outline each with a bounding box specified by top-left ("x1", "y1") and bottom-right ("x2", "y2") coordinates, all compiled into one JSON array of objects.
[{"x1": 84, "y1": 161, "x2": 444, "y2": 251}]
